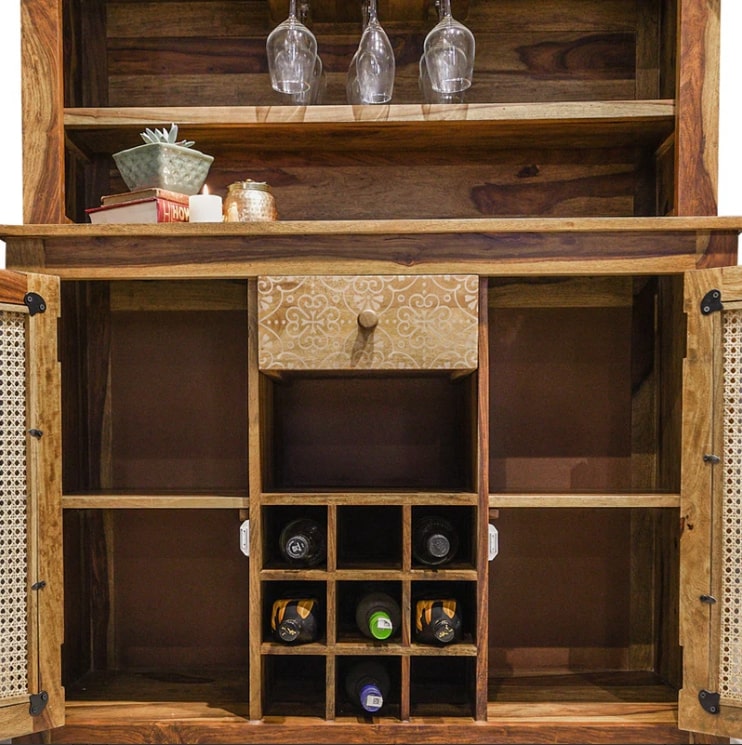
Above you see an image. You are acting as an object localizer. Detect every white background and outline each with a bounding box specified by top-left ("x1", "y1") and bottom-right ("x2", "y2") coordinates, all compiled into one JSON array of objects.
[{"x1": 0, "y1": 2, "x2": 740, "y2": 257}]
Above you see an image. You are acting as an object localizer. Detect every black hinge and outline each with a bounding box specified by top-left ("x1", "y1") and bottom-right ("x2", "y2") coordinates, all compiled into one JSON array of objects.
[
  {"x1": 31, "y1": 580, "x2": 46, "y2": 591},
  {"x1": 29, "y1": 690, "x2": 49, "y2": 716},
  {"x1": 24, "y1": 291, "x2": 47, "y2": 316},
  {"x1": 700, "y1": 289, "x2": 723, "y2": 315},
  {"x1": 699, "y1": 689, "x2": 720, "y2": 714}
]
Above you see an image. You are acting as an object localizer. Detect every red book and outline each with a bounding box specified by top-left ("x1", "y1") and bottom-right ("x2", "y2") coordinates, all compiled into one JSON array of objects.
[
  {"x1": 86, "y1": 196, "x2": 190, "y2": 224},
  {"x1": 100, "y1": 187, "x2": 189, "y2": 206}
]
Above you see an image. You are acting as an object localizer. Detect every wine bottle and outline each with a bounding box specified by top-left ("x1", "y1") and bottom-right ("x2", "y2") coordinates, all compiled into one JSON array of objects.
[
  {"x1": 412, "y1": 514, "x2": 459, "y2": 566},
  {"x1": 414, "y1": 598, "x2": 463, "y2": 644},
  {"x1": 278, "y1": 517, "x2": 326, "y2": 566},
  {"x1": 271, "y1": 596, "x2": 321, "y2": 644},
  {"x1": 355, "y1": 590, "x2": 401, "y2": 641},
  {"x1": 345, "y1": 660, "x2": 391, "y2": 714}
]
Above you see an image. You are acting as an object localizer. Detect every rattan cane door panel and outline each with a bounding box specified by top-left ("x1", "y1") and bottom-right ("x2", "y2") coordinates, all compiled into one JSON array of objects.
[
  {"x1": 680, "y1": 266, "x2": 742, "y2": 738},
  {"x1": 0, "y1": 271, "x2": 64, "y2": 739}
]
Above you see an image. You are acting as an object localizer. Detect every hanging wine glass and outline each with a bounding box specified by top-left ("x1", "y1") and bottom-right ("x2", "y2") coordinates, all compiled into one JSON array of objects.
[
  {"x1": 346, "y1": 0, "x2": 395, "y2": 104},
  {"x1": 419, "y1": 56, "x2": 464, "y2": 103},
  {"x1": 266, "y1": 0, "x2": 318, "y2": 95},
  {"x1": 292, "y1": 53, "x2": 326, "y2": 105},
  {"x1": 423, "y1": 0, "x2": 475, "y2": 94}
]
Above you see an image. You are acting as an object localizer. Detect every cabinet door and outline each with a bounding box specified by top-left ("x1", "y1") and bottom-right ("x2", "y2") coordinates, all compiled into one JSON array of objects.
[
  {"x1": 0, "y1": 270, "x2": 63, "y2": 739},
  {"x1": 681, "y1": 265, "x2": 742, "y2": 737}
]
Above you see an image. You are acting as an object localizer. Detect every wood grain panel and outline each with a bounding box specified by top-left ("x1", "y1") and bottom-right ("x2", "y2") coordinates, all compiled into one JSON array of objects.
[
  {"x1": 21, "y1": 0, "x2": 65, "y2": 223},
  {"x1": 675, "y1": 0, "x2": 720, "y2": 215}
]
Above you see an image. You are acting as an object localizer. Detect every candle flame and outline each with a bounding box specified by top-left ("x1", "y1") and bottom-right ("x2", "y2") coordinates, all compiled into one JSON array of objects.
[{"x1": 202, "y1": 185, "x2": 209, "y2": 195}]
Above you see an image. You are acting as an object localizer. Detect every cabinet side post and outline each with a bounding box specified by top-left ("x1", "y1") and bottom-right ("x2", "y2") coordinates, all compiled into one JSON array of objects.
[
  {"x1": 21, "y1": 0, "x2": 65, "y2": 224},
  {"x1": 675, "y1": 0, "x2": 720, "y2": 215},
  {"x1": 247, "y1": 279, "x2": 263, "y2": 721},
  {"x1": 475, "y1": 277, "x2": 489, "y2": 721}
]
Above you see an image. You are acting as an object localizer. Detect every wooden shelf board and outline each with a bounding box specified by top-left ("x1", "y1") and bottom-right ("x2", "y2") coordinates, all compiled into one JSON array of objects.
[
  {"x1": 62, "y1": 492, "x2": 249, "y2": 509},
  {"x1": 3, "y1": 217, "x2": 740, "y2": 280},
  {"x1": 489, "y1": 493, "x2": 681, "y2": 508},
  {"x1": 261, "y1": 491, "x2": 479, "y2": 506},
  {"x1": 63, "y1": 101, "x2": 676, "y2": 156},
  {"x1": 53, "y1": 670, "x2": 685, "y2": 743}
]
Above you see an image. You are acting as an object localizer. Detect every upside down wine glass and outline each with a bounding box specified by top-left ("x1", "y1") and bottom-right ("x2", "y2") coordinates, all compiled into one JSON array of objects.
[
  {"x1": 346, "y1": 0, "x2": 395, "y2": 104},
  {"x1": 266, "y1": 0, "x2": 318, "y2": 95},
  {"x1": 423, "y1": 0, "x2": 475, "y2": 94}
]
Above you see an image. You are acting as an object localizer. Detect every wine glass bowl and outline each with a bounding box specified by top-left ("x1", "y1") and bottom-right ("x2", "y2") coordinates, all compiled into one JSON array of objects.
[
  {"x1": 418, "y1": 56, "x2": 465, "y2": 103},
  {"x1": 346, "y1": 0, "x2": 395, "y2": 104},
  {"x1": 423, "y1": 0, "x2": 475, "y2": 94},
  {"x1": 266, "y1": 0, "x2": 318, "y2": 95}
]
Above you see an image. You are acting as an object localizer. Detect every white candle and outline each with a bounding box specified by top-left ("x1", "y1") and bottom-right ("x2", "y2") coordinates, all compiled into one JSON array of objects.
[{"x1": 188, "y1": 186, "x2": 223, "y2": 222}]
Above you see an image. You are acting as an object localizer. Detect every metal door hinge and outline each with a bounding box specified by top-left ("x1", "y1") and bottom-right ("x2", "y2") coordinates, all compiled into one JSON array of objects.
[
  {"x1": 31, "y1": 580, "x2": 46, "y2": 591},
  {"x1": 699, "y1": 689, "x2": 720, "y2": 714},
  {"x1": 28, "y1": 428, "x2": 43, "y2": 439},
  {"x1": 701, "y1": 289, "x2": 723, "y2": 315},
  {"x1": 700, "y1": 594, "x2": 717, "y2": 604},
  {"x1": 29, "y1": 691, "x2": 48, "y2": 716},
  {"x1": 24, "y1": 292, "x2": 47, "y2": 316},
  {"x1": 703, "y1": 453, "x2": 720, "y2": 464}
]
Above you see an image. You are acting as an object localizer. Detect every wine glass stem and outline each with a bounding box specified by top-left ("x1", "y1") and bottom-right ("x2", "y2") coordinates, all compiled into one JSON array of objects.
[
  {"x1": 288, "y1": 0, "x2": 298, "y2": 18},
  {"x1": 438, "y1": 0, "x2": 452, "y2": 18},
  {"x1": 365, "y1": 0, "x2": 377, "y2": 24}
]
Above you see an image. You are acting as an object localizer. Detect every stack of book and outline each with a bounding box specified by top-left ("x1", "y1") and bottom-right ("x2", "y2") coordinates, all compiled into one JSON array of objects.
[{"x1": 86, "y1": 188, "x2": 190, "y2": 224}]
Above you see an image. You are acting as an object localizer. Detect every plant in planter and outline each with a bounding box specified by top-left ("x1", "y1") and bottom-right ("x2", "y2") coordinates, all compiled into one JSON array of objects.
[{"x1": 113, "y1": 123, "x2": 214, "y2": 195}]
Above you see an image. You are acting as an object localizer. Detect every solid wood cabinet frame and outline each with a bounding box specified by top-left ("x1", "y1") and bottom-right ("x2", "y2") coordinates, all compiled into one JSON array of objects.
[{"x1": 2, "y1": 0, "x2": 742, "y2": 743}]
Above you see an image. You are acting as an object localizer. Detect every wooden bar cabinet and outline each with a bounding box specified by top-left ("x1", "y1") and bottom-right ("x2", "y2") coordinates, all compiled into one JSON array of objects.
[{"x1": 2, "y1": 0, "x2": 742, "y2": 742}]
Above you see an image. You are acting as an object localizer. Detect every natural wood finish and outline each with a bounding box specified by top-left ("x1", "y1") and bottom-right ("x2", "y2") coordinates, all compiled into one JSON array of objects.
[
  {"x1": 109, "y1": 279, "x2": 248, "y2": 311},
  {"x1": 2, "y1": 219, "x2": 740, "y2": 281},
  {"x1": 0, "y1": 272, "x2": 65, "y2": 739},
  {"x1": 63, "y1": 101, "x2": 675, "y2": 150},
  {"x1": 475, "y1": 277, "x2": 489, "y2": 721},
  {"x1": 62, "y1": 493, "x2": 249, "y2": 509},
  {"x1": 12, "y1": 0, "x2": 739, "y2": 741},
  {"x1": 247, "y1": 279, "x2": 263, "y2": 722},
  {"x1": 0, "y1": 270, "x2": 29, "y2": 304},
  {"x1": 679, "y1": 266, "x2": 742, "y2": 738},
  {"x1": 260, "y1": 491, "x2": 478, "y2": 505},
  {"x1": 675, "y1": 0, "x2": 720, "y2": 215},
  {"x1": 489, "y1": 493, "x2": 681, "y2": 508},
  {"x1": 489, "y1": 276, "x2": 633, "y2": 308},
  {"x1": 21, "y1": 0, "x2": 65, "y2": 223}
]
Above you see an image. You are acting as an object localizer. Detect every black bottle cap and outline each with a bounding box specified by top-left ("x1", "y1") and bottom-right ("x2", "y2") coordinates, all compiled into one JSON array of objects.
[
  {"x1": 285, "y1": 534, "x2": 310, "y2": 560},
  {"x1": 278, "y1": 618, "x2": 302, "y2": 642},
  {"x1": 433, "y1": 618, "x2": 455, "y2": 643},
  {"x1": 427, "y1": 533, "x2": 450, "y2": 559}
]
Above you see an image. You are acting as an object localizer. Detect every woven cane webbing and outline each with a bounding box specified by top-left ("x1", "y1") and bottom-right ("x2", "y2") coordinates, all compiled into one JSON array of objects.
[
  {"x1": 721, "y1": 309, "x2": 742, "y2": 701},
  {"x1": 0, "y1": 310, "x2": 29, "y2": 699}
]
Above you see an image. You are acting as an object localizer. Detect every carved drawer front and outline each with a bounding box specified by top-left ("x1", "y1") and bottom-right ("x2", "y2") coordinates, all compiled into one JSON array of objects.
[{"x1": 258, "y1": 275, "x2": 479, "y2": 371}]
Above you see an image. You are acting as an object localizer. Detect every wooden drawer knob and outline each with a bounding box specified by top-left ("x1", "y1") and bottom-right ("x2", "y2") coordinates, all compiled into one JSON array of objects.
[{"x1": 357, "y1": 309, "x2": 379, "y2": 329}]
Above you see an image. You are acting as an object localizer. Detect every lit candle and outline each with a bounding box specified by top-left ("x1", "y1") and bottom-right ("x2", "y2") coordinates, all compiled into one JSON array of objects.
[{"x1": 188, "y1": 185, "x2": 223, "y2": 222}]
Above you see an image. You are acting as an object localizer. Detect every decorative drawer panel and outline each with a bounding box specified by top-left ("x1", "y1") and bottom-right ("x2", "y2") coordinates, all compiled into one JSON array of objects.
[{"x1": 258, "y1": 275, "x2": 479, "y2": 371}]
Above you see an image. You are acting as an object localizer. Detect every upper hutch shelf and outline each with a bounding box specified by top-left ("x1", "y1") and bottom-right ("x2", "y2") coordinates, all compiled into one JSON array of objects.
[{"x1": 64, "y1": 100, "x2": 675, "y2": 156}]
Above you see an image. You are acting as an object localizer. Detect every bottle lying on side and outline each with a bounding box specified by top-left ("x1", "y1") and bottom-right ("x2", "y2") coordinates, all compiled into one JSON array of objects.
[
  {"x1": 414, "y1": 597, "x2": 463, "y2": 645},
  {"x1": 345, "y1": 659, "x2": 391, "y2": 714},
  {"x1": 271, "y1": 596, "x2": 321, "y2": 644},
  {"x1": 278, "y1": 517, "x2": 327, "y2": 567},
  {"x1": 413, "y1": 514, "x2": 459, "y2": 566},
  {"x1": 355, "y1": 590, "x2": 401, "y2": 641}
]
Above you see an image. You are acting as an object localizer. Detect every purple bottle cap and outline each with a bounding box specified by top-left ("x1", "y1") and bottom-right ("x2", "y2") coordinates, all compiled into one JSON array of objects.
[{"x1": 359, "y1": 683, "x2": 384, "y2": 713}]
